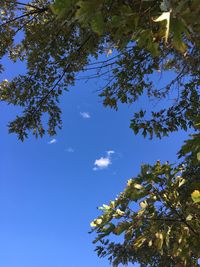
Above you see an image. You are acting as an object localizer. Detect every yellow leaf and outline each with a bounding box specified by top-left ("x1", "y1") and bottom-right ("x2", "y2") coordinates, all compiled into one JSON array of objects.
[
  {"x1": 96, "y1": 218, "x2": 103, "y2": 225},
  {"x1": 176, "y1": 176, "x2": 186, "y2": 187},
  {"x1": 186, "y1": 214, "x2": 193, "y2": 221},
  {"x1": 102, "y1": 204, "x2": 110, "y2": 210},
  {"x1": 90, "y1": 218, "x2": 103, "y2": 227},
  {"x1": 90, "y1": 221, "x2": 97, "y2": 227},
  {"x1": 133, "y1": 236, "x2": 146, "y2": 248},
  {"x1": 127, "y1": 179, "x2": 132, "y2": 186},
  {"x1": 137, "y1": 209, "x2": 145, "y2": 216},
  {"x1": 191, "y1": 190, "x2": 200, "y2": 203},
  {"x1": 116, "y1": 209, "x2": 125, "y2": 216},
  {"x1": 165, "y1": 226, "x2": 171, "y2": 247},
  {"x1": 153, "y1": 11, "x2": 171, "y2": 43},
  {"x1": 134, "y1": 183, "x2": 143, "y2": 190},
  {"x1": 110, "y1": 201, "x2": 115, "y2": 208},
  {"x1": 139, "y1": 200, "x2": 148, "y2": 209},
  {"x1": 155, "y1": 232, "x2": 164, "y2": 249}
]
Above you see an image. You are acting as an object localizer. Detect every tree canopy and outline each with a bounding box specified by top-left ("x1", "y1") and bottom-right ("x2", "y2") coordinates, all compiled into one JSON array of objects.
[
  {"x1": 0, "y1": 1, "x2": 200, "y2": 266},
  {"x1": 0, "y1": 0, "x2": 199, "y2": 140},
  {"x1": 90, "y1": 153, "x2": 200, "y2": 267}
]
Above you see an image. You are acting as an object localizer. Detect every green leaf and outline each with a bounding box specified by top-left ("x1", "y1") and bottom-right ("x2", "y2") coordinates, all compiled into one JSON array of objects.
[
  {"x1": 171, "y1": 19, "x2": 188, "y2": 53},
  {"x1": 113, "y1": 222, "x2": 130, "y2": 235},
  {"x1": 91, "y1": 13, "x2": 105, "y2": 35}
]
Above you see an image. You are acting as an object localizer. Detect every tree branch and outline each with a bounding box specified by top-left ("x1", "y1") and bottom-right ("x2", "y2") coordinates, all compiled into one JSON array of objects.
[
  {"x1": 30, "y1": 34, "x2": 93, "y2": 119},
  {"x1": 0, "y1": 7, "x2": 48, "y2": 28}
]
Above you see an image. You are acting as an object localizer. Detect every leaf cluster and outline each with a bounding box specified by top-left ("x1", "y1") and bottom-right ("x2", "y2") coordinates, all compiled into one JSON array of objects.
[{"x1": 91, "y1": 158, "x2": 200, "y2": 266}]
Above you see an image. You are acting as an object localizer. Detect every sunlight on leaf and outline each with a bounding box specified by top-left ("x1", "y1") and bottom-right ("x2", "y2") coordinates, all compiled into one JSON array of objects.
[
  {"x1": 153, "y1": 11, "x2": 171, "y2": 43},
  {"x1": 191, "y1": 190, "x2": 200, "y2": 203}
]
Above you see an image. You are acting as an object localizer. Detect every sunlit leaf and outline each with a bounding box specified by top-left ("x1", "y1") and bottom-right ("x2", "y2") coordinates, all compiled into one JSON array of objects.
[{"x1": 191, "y1": 190, "x2": 200, "y2": 203}]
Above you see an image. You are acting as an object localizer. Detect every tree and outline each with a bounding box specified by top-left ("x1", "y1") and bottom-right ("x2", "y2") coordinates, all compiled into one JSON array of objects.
[
  {"x1": 90, "y1": 152, "x2": 200, "y2": 267},
  {"x1": 0, "y1": 1, "x2": 200, "y2": 266},
  {"x1": 0, "y1": 0, "x2": 199, "y2": 139}
]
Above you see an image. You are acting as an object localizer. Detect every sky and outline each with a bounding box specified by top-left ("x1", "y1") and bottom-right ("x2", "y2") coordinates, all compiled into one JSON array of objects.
[
  {"x1": 0, "y1": 13, "x2": 190, "y2": 267},
  {"x1": 0, "y1": 70, "x2": 189, "y2": 267}
]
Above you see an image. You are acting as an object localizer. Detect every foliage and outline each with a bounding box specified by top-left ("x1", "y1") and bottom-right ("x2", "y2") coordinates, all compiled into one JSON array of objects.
[
  {"x1": 90, "y1": 157, "x2": 200, "y2": 266},
  {"x1": 179, "y1": 133, "x2": 200, "y2": 163},
  {"x1": 0, "y1": 2, "x2": 200, "y2": 265},
  {"x1": 0, "y1": 0, "x2": 199, "y2": 139},
  {"x1": 52, "y1": 0, "x2": 200, "y2": 53}
]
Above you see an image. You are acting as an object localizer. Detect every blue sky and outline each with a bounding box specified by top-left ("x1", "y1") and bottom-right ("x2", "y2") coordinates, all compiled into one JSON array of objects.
[{"x1": 0, "y1": 40, "x2": 190, "y2": 267}]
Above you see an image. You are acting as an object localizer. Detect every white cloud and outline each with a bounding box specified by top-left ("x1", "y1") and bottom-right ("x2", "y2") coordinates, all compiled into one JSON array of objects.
[
  {"x1": 107, "y1": 150, "x2": 115, "y2": 156},
  {"x1": 48, "y1": 138, "x2": 57, "y2": 145},
  {"x1": 93, "y1": 150, "x2": 115, "y2": 171},
  {"x1": 80, "y1": 112, "x2": 91, "y2": 119},
  {"x1": 65, "y1": 147, "x2": 74, "y2": 153},
  {"x1": 94, "y1": 157, "x2": 111, "y2": 170}
]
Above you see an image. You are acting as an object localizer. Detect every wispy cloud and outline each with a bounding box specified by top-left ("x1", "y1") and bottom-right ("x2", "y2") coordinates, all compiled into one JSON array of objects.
[
  {"x1": 48, "y1": 138, "x2": 57, "y2": 145},
  {"x1": 93, "y1": 150, "x2": 115, "y2": 171},
  {"x1": 65, "y1": 147, "x2": 74, "y2": 153},
  {"x1": 107, "y1": 150, "x2": 115, "y2": 156},
  {"x1": 80, "y1": 111, "x2": 91, "y2": 119}
]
